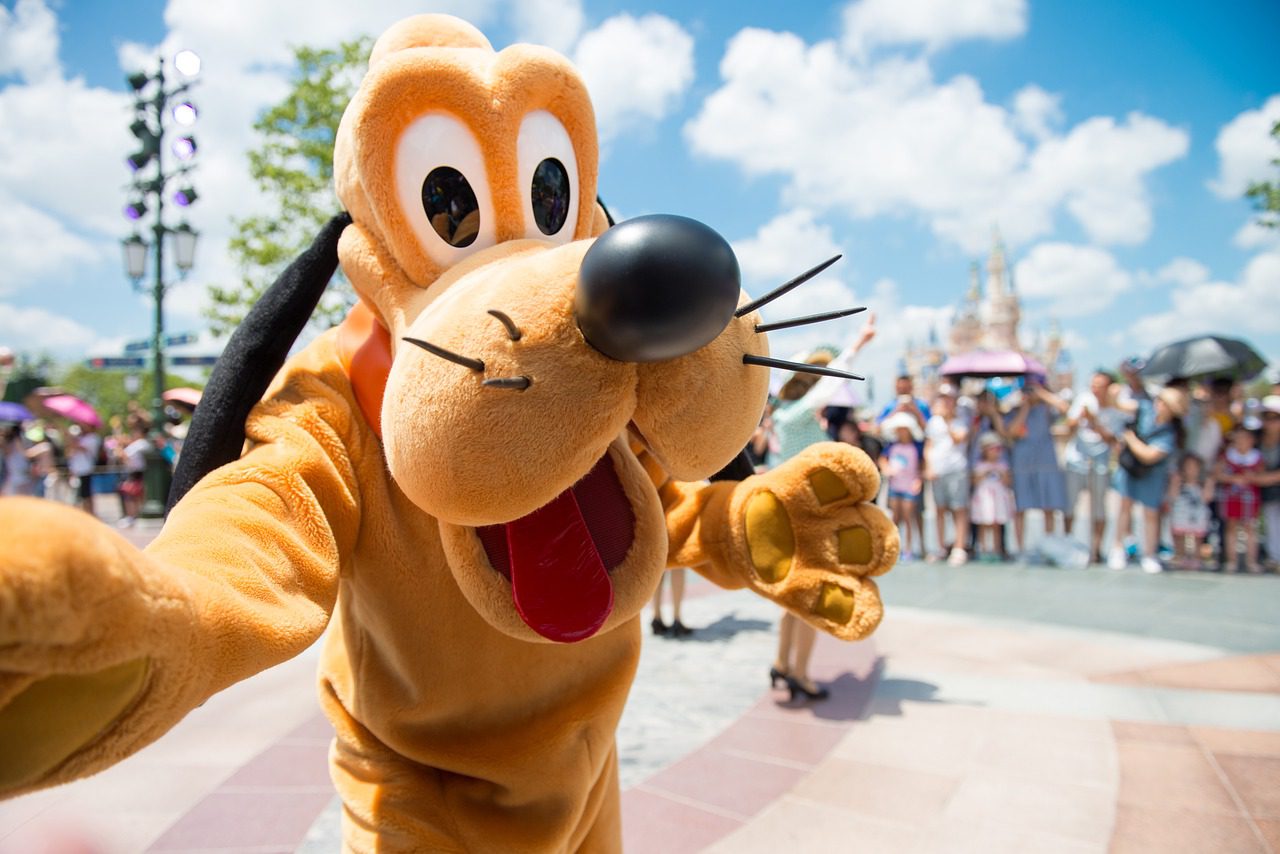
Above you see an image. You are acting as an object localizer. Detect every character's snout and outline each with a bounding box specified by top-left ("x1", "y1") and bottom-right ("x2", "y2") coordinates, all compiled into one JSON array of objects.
[{"x1": 575, "y1": 215, "x2": 741, "y2": 363}]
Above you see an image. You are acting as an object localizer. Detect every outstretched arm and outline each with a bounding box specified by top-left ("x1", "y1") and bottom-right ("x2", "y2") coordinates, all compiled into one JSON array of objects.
[{"x1": 0, "y1": 344, "x2": 362, "y2": 797}]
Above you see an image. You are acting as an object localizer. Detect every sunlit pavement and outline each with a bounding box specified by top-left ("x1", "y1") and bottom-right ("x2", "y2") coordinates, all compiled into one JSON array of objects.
[{"x1": 2, "y1": 497, "x2": 1278, "y2": 853}]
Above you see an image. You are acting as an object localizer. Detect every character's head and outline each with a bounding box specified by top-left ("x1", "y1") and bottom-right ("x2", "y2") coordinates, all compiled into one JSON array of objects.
[
  {"x1": 1179, "y1": 452, "x2": 1204, "y2": 483},
  {"x1": 933, "y1": 385, "x2": 956, "y2": 417},
  {"x1": 1262, "y1": 397, "x2": 1280, "y2": 440},
  {"x1": 1230, "y1": 423, "x2": 1258, "y2": 452},
  {"x1": 329, "y1": 16, "x2": 782, "y2": 643}
]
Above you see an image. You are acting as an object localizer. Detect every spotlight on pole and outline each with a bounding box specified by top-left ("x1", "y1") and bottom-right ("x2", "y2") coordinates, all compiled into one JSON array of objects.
[
  {"x1": 173, "y1": 186, "x2": 198, "y2": 207},
  {"x1": 172, "y1": 136, "x2": 197, "y2": 160},
  {"x1": 173, "y1": 49, "x2": 201, "y2": 77},
  {"x1": 124, "y1": 199, "x2": 148, "y2": 220},
  {"x1": 172, "y1": 101, "x2": 198, "y2": 126}
]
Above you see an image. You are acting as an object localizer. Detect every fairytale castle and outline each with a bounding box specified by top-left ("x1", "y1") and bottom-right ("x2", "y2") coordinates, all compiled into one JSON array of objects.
[{"x1": 902, "y1": 231, "x2": 1074, "y2": 399}]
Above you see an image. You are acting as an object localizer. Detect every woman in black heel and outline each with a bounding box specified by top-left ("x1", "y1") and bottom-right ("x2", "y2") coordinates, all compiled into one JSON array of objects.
[{"x1": 651, "y1": 567, "x2": 693, "y2": 638}]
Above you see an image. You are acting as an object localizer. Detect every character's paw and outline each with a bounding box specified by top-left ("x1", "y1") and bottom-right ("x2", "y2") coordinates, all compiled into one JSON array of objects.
[
  {"x1": 0, "y1": 499, "x2": 197, "y2": 792},
  {"x1": 731, "y1": 442, "x2": 898, "y2": 640}
]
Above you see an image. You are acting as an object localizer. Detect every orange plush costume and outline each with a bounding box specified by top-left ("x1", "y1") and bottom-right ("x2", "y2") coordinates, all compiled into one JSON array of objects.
[{"x1": 0, "y1": 15, "x2": 896, "y2": 852}]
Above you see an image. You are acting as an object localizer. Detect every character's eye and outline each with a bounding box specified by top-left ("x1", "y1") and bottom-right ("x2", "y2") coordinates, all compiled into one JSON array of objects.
[
  {"x1": 422, "y1": 167, "x2": 480, "y2": 247},
  {"x1": 518, "y1": 111, "x2": 580, "y2": 244},
  {"x1": 395, "y1": 113, "x2": 496, "y2": 268},
  {"x1": 531, "y1": 159, "x2": 570, "y2": 236}
]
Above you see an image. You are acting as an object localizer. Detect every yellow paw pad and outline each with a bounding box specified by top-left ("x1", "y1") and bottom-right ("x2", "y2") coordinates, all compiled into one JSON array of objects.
[
  {"x1": 838, "y1": 526, "x2": 873, "y2": 564},
  {"x1": 745, "y1": 491, "x2": 794, "y2": 583},
  {"x1": 808, "y1": 469, "x2": 849, "y2": 505},
  {"x1": 816, "y1": 583, "x2": 855, "y2": 624}
]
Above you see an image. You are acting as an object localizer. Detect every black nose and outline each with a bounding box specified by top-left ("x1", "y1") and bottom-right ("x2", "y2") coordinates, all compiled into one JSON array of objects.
[{"x1": 575, "y1": 214, "x2": 740, "y2": 363}]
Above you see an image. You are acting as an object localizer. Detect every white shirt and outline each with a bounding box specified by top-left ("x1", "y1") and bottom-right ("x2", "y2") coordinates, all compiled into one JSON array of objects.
[
  {"x1": 68, "y1": 433, "x2": 101, "y2": 477},
  {"x1": 124, "y1": 438, "x2": 151, "y2": 473},
  {"x1": 1064, "y1": 391, "x2": 1124, "y2": 473},
  {"x1": 925, "y1": 414, "x2": 968, "y2": 476}
]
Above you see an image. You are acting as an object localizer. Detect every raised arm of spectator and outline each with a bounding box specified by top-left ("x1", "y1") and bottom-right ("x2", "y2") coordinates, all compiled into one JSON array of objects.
[{"x1": 796, "y1": 312, "x2": 877, "y2": 412}]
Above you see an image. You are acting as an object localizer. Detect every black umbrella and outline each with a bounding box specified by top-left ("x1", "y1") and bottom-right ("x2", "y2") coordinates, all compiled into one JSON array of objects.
[{"x1": 1142, "y1": 335, "x2": 1267, "y2": 382}]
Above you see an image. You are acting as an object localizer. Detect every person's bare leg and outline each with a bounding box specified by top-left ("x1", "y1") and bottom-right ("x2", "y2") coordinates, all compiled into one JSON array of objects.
[
  {"x1": 1142, "y1": 507, "x2": 1160, "y2": 558},
  {"x1": 774, "y1": 611, "x2": 796, "y2": 676},
  {"x1": 789, "y1": 621, "x2": 825, "y2": 697},
  {"x1": 650, "y1": 573, "x2": 666, "y2": 631},
  {"x1": 1114, "y1": 498, "x2": 1133, "y2": 553},
  {"x1": 953, "y1": 508, "x2": 969, "y2": 555},
  {"x1": 1013, "y1": 511, "x2": 1025, "y2": 554},
  {"x1": 935, "y1": 504, "x2": 948, "y2": 556},
  {"x1": 669, "y1": 568, "x2": 686, "y2": 623},
  {"x1": 1245, "y1": 524, "x2": 1261, "y2": 572}
]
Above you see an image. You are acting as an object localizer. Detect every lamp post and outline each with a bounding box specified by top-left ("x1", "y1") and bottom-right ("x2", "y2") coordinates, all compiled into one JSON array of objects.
[{"x1": 121, "y1": 50, "x2": 201, "y2": 518}]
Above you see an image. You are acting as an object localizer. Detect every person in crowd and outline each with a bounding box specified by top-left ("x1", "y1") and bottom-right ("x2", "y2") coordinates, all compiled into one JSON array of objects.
[
  {"x1": 880, "y1": 412, "x2": 924, "y2": 561},
  {"x1": 971, "y1": 433, "x2": 1015, "y2": 561},
  {"x1": 650, "y1": 568, "x2": 691, "y2": 637},
  {"x1": 1109, "y1": 386, "x2": 1187, "y2": 573},
  {"x1": 768, "y1": 318, "x2": 876, "y2": 703},
  {"x1": 968, "y1": 390, "x2": 1010, "y2": 558},
  {"x1": 118, "y1": 425, "x2": 151, "y2": 526},
  {"x1": 24, "y1": 425, "x2": 58, "y2": 500},
  {"x1": 1214, "y1": 421, "x2": 1264, "y2": 573},
  {"x1": 834, "y1": 414, "x2": 883, "y2": 465},
  {"x1": 1063, "y1": 370, "x2": 1124, "y2": 564},
  {"x1": 1004, "y1": 376, "x2": 1069, "y2": 556},
  {"x1": 1258, "y1": 397, "x2": 1280, "y2": 571},
  {"x1": 66, "y1": 425, "x2": 102, "y2": 517},
  {"x1": 1168, "y1": 454, "x2": 1212, "y2": 571},
  {"x1": 877, "y1": 373, "x2": 930, "y2": 545},
  {"x1": 924, "y1": 385, "x2": 970, "y2": 565},
  {"x1": 744, "y1": 404, "x2": 775, "y2": 472},
  {"x1": 1, "y1": 424, "x2": 32, "y2": 496}
]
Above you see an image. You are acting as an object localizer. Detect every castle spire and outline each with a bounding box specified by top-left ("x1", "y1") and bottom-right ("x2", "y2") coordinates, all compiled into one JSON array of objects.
[
  {"x1": 967, "y1": 261, "x2": 981, "y2": 301},
  {"x1": 987, "y1": 225, "x2": 1007, "y2": 297}
]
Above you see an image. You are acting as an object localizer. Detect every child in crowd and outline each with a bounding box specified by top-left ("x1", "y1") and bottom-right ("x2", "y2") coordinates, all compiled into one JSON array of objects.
[
  {"x1": 924, "y1": 385, "x2": 970, "y2": 566},
  {"x1": 1259, "y1": 397, "x2": 1280, "y2": 570},
  {"x1": 970, "y1": 433, "x2": 1014, "y2": 561},
  {"x1": 880, "y1": 412, "x2": 924, "y2": 561},
  {"x1": 1215, "y1": 422, "x2": 1264, "y2": 573},
  {"x1": 1168, "y1": 454, "x2": 1211, "y2": 571}
]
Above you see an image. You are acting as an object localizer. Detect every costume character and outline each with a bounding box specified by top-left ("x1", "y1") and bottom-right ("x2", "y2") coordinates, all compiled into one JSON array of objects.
[{"x1": 0, "y1": 15, "x2": 897, "y2": 851}]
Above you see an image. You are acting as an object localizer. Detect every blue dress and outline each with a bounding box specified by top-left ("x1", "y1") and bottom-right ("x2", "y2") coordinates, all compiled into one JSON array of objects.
[
  {"x1": 1112, "y1": 397, "x2": 1176, "y2": 509},
  {"x1": 1005, "y1": 404, "x2": 1068, "y2": 512}
]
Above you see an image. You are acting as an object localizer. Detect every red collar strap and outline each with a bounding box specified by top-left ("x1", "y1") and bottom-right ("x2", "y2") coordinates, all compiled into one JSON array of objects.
[{"x1": 336, "y1": 300, "x2": 391, "y2": 439}]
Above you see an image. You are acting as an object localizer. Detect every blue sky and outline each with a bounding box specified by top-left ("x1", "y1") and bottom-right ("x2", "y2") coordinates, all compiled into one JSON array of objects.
[{"x1": 1, "y1": 0, "x2": 1277, "y2": 403}]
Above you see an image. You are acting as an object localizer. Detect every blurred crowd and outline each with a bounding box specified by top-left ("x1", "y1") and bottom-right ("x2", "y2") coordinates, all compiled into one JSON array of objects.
[
  {"x1": 750, "y1": 335, "x2": 1280, "y2": 576},
  {"x1": 0, "y1": 401, "x2": 187, "y2": 527}
]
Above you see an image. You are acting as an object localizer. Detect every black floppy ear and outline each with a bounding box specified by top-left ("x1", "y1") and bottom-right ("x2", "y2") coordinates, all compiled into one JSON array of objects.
[
  {"x1": 596, "y1": 195, "x2": 616, "y2": 228},
  {"x1": 167, "y1": 212, "x2": 352, "y2": 513}
]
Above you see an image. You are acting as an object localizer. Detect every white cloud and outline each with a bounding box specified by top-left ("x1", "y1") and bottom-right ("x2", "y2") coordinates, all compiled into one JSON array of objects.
[
  {"x1": 1154, "y1": 257, "x2": 1210, "y2": 288},
  {"x1": 1013, "y1": 242, "x2": 1132, "y2": 317},
  {"x1": 842, "y1": 0, "x2": 1026, "y2": 58},
  {"x1": 1234, "y1": 220, "x2": 1280, "y2": 250},
  {"x1": 0, "y1": 0, "x2": 59, "y2": 83},
  {"x1": 732, "y1": 209, "x2": 856, "y2": 329},
  {"x1": 0, "y1": 302, "x2": 111, "y2": 354},
  {"x1": 1129, "y1": 249, "x2": 1280, "y2": 349},
  {"x1": 573, "y1": 13, "x2": 694, "y2": 142},
  {"x1": 686, "y1": 29, "x2": 1187, "y2": 255},
  {"x1": 511, "y1": 0, "x2": 584, "y2": 53},
  {"x1": 0, "y1": 193, "x2": 109, "y2": 293},
  {"x1": 1011, "y1": 84, "x2": 1062, "y2": 141},
  {"x1": 1209, "y1": 95, "x2": 1280, "y2": 199}
]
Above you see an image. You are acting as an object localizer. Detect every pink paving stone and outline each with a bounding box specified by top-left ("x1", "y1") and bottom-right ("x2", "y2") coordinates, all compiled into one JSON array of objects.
[
  {"x1": 707, "y1": 713, "x2": 846, "y2": 767},
  {"x1": 621, "y1": 788, "x2": 743, "y2": 854},
  {"x1": 642, "y1": 749, "x2": 809, "y2": 818},
  {"x1": 220, "y1": 741, "x2": 333, "y2": 789},
  {"x1": 283, "y1": 711, "x2": 336, "y2": 743},
  {"x1": 146, "y1": 789, "x2": 334, "y2": 851}
]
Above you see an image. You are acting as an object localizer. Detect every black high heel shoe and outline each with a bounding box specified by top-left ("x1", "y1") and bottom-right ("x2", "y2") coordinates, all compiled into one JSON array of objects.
[
  {"x1": 785, "y1": 675, "x2": 830, "y2": 702},
  {"x1": 769, "y1": 666, "x2": 789, "y2": 689},
  {"x1": 651, "y1": 617, "x2": 668, "y2": 636},
  {"x1": 669, "y1": 619, "x2": 693, "y2": 638}
]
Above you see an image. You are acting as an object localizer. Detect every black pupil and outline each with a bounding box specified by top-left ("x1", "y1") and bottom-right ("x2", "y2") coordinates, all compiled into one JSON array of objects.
[
  {"x1": 531, "y1": 158, "x2": 570, "y2": 236},
  {"x1": 422, "y1": 167, "x2": 479, "y2": 247}
]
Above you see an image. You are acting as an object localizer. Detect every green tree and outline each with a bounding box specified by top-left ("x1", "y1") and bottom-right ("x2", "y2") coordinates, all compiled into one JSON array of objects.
[
  {"x1": 1245, "y1": 119, "x2": 1280, "y2": 230},
  {"x1": 206, "y1": 38, "x2": 372, "y2": 334}
]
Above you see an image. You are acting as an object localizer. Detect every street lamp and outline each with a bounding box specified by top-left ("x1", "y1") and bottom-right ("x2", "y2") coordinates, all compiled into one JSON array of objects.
[{"x1": 120, "y1": 50, "x2": 201, "y2": 518}]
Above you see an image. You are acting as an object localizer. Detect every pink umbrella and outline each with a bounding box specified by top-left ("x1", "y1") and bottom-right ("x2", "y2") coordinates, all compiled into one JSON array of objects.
[
  {"x1": 39, "y1": 394, "x2": 103, "y2": 429},
  {"x1": 940, "y1": 350, "x2": 1045, "y2": 379}
]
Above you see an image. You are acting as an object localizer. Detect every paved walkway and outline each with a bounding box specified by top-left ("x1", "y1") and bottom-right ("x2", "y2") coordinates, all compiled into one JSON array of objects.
[{"x1": 1, "y1": 498, "x2": 1278, "y2": 852}]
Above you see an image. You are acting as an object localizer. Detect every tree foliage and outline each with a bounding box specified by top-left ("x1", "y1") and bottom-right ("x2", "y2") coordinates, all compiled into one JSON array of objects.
[
  {"x1": 206, "y1": 38, "x2": 372, "y2": 334},
  {"x1": 1245, "y1": 119, "x2": 1280, "y2": 230}
]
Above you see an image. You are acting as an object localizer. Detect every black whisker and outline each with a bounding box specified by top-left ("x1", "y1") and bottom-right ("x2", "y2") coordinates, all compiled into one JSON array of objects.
[
  {"x1": 402, "y1": 337, "x2": 485, "y2": 372},
  {"x1": 734, "y1": 254, "x2": 842, "y2": 318},
  {"x1": 754, "y1": 305, "x2": 866, "y2": 334},
  {"x1": 487, "y1": 309, "x2": 522, "y2": 341},
  {"x1": 742, "y1": 354, "x2": 863, "y2": 381},
  {"x1": 482, "y1": 376, "x2": 531, "y2": 390}
]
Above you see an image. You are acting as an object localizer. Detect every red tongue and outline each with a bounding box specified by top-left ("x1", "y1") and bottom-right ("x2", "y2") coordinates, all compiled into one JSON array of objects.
[{"x1": 506, "y1": 487, "x2": 614, "y2": 642}]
